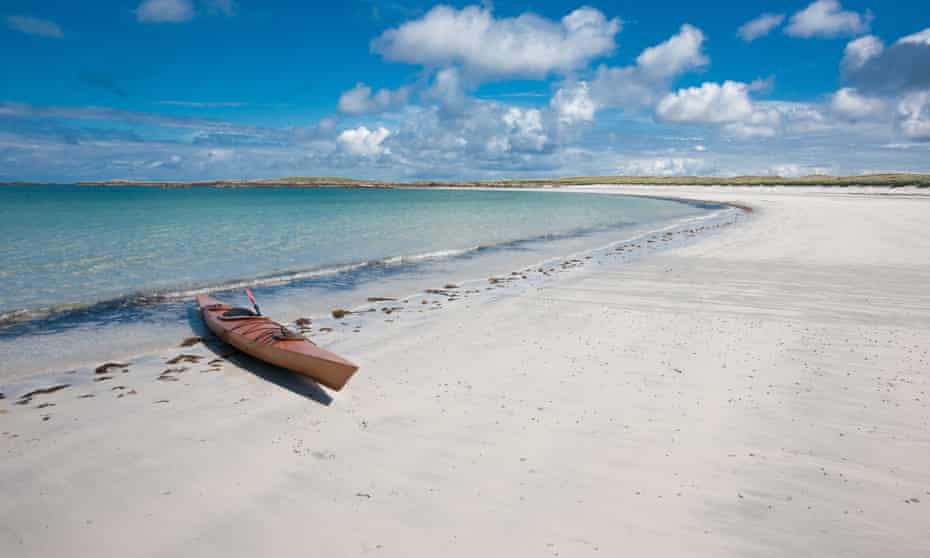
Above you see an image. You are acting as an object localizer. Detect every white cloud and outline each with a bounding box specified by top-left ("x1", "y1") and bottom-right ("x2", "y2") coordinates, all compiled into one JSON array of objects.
[
  {"x1": 337, "y1": 126, "x2": 392, "y2": 156},
  {"x1": 502, "y1": 108, "x2": 548, "y2": 151},
  {"x1": 841, "y1": 35, "x2": 884, "y2": 72},
  {"x1": 898, "y1": 29, "x2": 930, "y2": 46},
  {"x1": 655, "y1": 86, "x2": 841, "y2": 140},
  {"x1": 656, "y1": 81, "x2": 754, "y2": 124},
  {"x1": 722, "y1": 108, "x2": 781, "y2": 139},
  {"x1": 589, "y1": 24, "x2": 708, "y2": 111},
  {"x1": 636, "y1": 24, "x2": 708, "y2": 79},
  {"x1": 737, "y1": 13, "x2": 785, "y2": 42},
  {"x1": 897, "y1": 91, "x2": 930, "y2": 141},
  {"x1": 337, "y1": 83, "x2": 410, "y2": 115},
  {"x1": 769, "y1": 101, "x2": 832, "y2": 134},
  {"x1": 551, "y1": 82, "x2": 596, "y2": 125},
  {"x1": 426, "y1": 68, "x2": 467, "y2": 111},
  {"x1": 371, "y1": 5, "x2": 620, "y2": 78},
  {"x1": 6, "y1": 15, "x2": 64, "y2": 38},
  {"x1": 135, "y1": 0, "x2": 195, "y2": 23},
  {"x1": 842, "y1": 28, "x2": 930, "y2": 94},
  {"x1": 830, "y1": 87, "x2": 886, "y2": 121},
  {"x1": 785, "y1": 0, "x2": 871, "y2": 38},
  {"x1": 616, "y1": 157, "x2": 712, "y2": 176}
]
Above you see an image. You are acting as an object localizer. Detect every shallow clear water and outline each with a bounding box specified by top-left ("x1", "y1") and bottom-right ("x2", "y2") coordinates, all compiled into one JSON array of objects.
[
  {"x1": 0, "y1": 185, "x2": 711, "y2": 315},
  {"x1": 0, "y1": 185, "x2": 721, "y2": 377}
]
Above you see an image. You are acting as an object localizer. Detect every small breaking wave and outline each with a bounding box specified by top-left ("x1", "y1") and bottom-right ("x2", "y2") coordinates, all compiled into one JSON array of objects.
[
  {"x1": 0, "y1": 209, "x2": 739, "y2": 338},
  {"x1": 0, "y1": 243, "x2": 510, "y2": 332}
]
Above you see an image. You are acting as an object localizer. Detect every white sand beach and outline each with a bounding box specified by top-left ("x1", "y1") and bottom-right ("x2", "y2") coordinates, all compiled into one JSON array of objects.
[{"x1": 1, "y1": 186, "x2": 929, "y2": 557}]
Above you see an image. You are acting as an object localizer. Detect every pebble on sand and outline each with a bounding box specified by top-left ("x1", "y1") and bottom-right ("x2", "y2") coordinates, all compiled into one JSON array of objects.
[
  {"x1": 94, "y1": 362, "x2": 129, "y2": 375},
  {"x1": 179, "y1": 336, "x2": 203, "y2": 347},
  {"x1": 166, "y1": 354, "x2": 203, "y2": 365}
]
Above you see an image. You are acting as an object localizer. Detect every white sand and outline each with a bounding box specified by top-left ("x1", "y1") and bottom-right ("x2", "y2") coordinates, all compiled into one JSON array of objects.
[{"x1": 1, "y1": 186, "x2": 929, "y2": 557}]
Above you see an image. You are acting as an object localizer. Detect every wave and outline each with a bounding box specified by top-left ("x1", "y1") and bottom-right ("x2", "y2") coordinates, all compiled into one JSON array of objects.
[
  {"x1": 0, "y1": 207, "x2": 737, "y2": 337},
  {"x1": 0, "y1": 220, "x2": 635, "y2": 332},
  {"x1": 0, "y1": 248, "x2": 472, "y2": 329}
]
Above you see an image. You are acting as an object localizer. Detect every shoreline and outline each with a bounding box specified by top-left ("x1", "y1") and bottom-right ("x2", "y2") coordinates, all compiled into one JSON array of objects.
[
  {"x1": 0, "y1": 194, "x2": 741, "y2": 384},
  {"x1": 0, "y1": 193, "x2": 723, "y2": 329},
  {"x1": 2, "y1": 185, "x2": 929, "y2": 557}
]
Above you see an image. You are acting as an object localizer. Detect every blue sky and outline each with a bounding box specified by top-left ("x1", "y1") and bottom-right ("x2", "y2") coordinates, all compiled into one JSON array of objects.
[{"x1": 1, "y1": 0, "x2": 930, "y2": 180}]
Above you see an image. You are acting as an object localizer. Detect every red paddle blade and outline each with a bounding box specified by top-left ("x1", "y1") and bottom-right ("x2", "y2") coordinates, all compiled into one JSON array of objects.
[{"x1": 245, "y1": 288, "x2": 257, "y2": 306}]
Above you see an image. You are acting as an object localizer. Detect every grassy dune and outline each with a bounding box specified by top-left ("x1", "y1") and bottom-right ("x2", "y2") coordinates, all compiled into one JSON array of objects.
[{"x1": 57, "y1": 172, "x2": 930, "y2": 188}]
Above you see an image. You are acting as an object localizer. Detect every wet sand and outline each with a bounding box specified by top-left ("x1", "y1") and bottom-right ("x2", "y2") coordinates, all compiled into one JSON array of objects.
[{"x1": 1, "y1": 186, "x2": 929, "y2": 557}]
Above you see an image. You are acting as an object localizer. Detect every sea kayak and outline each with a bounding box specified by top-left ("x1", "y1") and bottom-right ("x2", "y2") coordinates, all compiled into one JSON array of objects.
[{"x1": 197, "y1": 294, "x2": 358, "y2": 391}]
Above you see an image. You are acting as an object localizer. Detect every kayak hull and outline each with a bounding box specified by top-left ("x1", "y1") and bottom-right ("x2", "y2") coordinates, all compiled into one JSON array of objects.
[{"x1": 197, "y1": 294, "x2": 358, "y2": 391}]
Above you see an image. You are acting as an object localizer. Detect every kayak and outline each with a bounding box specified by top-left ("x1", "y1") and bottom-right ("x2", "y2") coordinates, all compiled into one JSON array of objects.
[{"x1": 197, "y1": 294, "x2": 358, "y2": 391}]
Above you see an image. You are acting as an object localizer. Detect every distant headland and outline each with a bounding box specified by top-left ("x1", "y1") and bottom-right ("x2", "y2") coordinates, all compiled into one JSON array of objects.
[{"x1": 3, "y1": 173, "x2": 930, "y2": 188}]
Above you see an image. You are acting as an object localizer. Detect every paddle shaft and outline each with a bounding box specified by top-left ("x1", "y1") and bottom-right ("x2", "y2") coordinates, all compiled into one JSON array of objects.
[{"x1": 245, "y1": 288, "x2": 262, "y2": 315}]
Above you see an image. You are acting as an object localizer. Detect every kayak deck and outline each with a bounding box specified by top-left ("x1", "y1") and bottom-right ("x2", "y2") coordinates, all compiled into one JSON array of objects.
[{"x1": 197, "y1": 294, "x2": 358, "y2": 391}]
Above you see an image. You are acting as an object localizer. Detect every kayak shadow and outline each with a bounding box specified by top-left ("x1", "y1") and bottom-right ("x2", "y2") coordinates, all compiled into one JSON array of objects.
[{"x1": 185, "y1": 307, "x2": 333, "y2": 406}]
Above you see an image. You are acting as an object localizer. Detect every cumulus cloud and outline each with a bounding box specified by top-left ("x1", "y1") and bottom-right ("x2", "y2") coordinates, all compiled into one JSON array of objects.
[
  {"x1": 841, "y1": 35, "x2": 884, "y2": 72},
  {"x1": 721, "y1": 106, "x2": 781, "y2": 138},
  {"x1": 830, "y1": 87, "x2": 886, "y2": 121},
  {"x1": 654, "y1": 84, "x2": 843, "y2": 140},
  {"x1": 589, "y1": 24, "x2": 708, "y2": 111},
  {"x1": 371, "y1": 5, "x2": 620, "y2": 78},
  {"x1": 737, "y1": 13, "x2": 784, "y2": 42},
  {"x1": 656, "y1": 81, "x2": 754, "y2": 124},
  {"x1": 636, "y1": 24, "x2": 708, "y2": 80},
  {"x1": 896, "y1": 91, "x2": 930, "y2": 141},
  {"x1": 843, "y1": 29, "x2": 930, "y2": 94},
  {"x1": 3, "y1": 94, "x2": 928, "y2": 182},
  {"x1": 550, "y1": 82, "x2": 596, "y2": 125},
  {"x1": 337, "y1": 83, "x2": 410, "y2": 115},
  {"x1": 616, "y1": 157, "x2": 713, "y2": 176},
  {"x1": 425, "y1": 68, "x2": 468, "y2": 112},
  {"x1": 500, "y1": 108, "x2": 548, "y2": 152},
  {"x1": 135, "y1": 0, "x2": 195, "y2": 23},
  {"x1": 6, "y1": 15, "x2": 64, "y2": 38},
  {"x1": 785, "y1": 0, "x2": 871, "y2": 38},
  {"x1": 899, "y1": 28, "x2": 930, "y2": 46},
  {"x1": 337, "y1": 126, "x2": 392, "y2": 156}
]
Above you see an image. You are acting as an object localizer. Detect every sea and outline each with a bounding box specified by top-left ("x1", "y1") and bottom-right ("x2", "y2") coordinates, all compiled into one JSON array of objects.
[{"x1": 0, "y1": 185, "x2": 728, "y2": 378}]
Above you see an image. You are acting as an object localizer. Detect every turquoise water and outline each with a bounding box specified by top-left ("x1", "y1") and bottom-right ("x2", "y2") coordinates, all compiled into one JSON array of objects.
[
  {"x1": 0, "y1": 185, "x2": 722, "y2": 377},
  {"x1": 0, "y1": 185, "x2": 710, "y2": 318}
]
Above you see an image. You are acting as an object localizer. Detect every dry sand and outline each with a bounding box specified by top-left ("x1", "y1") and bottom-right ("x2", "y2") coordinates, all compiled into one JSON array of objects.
[{"x1": 1, "y1": 186, "x2": 929, "y2": 557}]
